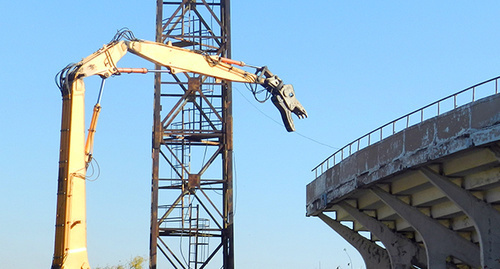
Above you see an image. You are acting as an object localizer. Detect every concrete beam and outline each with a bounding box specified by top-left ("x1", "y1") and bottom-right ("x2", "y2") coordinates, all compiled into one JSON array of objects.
[
  {"x1": 307, "y1": 94, "x2": 500, "y2": 217},
  {"x1": 377, "y1": 205, "x2": 399, "y2": 221},
  {"x1": 463, "y1": 166, "x2": 500, "y2": 191},
  {"x1": 429, "y1": 201, "x2": 461, "y2": 219},
  {"x1": 420, "y1": 167, "x2": 500, "y2": 269},
  {"x1": 338, "y1": 201, "x2": 427, "y2": 269},
  {"x1": 443, "y1": 148, "x2": 498, "y2": 176},
  {"x1": 371, "y1": 186, "x2": 480, "y2": 269},
  {"x1": 411, "y1": 187, "x2": 447, "y2": 207},
  {"x1": 358, "y1": 191, "x2": 384, "y2": 210},
  {"x1": 317, "y1": 213, "x2": 391, "y2": 269},
  {"x1": 484, "y1": 186, "x2": 500, "y2": 203},
  {"x1": 391, "y1": 171, "x2": 429, "y2": 195}
]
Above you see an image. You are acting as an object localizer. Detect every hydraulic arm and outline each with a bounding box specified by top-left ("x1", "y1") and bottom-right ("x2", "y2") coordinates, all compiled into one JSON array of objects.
[{"x1": 52, "y1": 30, "x2": 306, "y2": 269}]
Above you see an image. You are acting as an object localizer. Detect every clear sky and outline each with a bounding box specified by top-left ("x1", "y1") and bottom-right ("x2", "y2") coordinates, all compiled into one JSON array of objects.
[{"x1": 2, "y1": 1, "x2": 500, "y2": 268}]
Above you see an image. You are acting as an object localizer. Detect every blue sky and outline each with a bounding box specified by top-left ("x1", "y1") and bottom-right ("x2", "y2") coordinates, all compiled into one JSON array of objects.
[{"x1": 2, "y1": 1, "x2": 500, "y2": 268}]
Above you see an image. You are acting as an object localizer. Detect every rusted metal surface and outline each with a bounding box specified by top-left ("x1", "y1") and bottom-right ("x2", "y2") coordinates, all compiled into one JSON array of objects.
[{"x1": 151, "y1": 0, "x2": 233, "y2": 268}]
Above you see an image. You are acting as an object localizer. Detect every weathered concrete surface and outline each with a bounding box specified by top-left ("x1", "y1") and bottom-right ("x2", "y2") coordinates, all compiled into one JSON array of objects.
[
  {"x1": 317, "y1": 213, "x2": 392, "y2": 269},
  {"x1": 338, "y1": 201, "x2": 427, "y2": 269},
  {"x1": 307, "y1": 93, "x2": 500, "y2": 216}
]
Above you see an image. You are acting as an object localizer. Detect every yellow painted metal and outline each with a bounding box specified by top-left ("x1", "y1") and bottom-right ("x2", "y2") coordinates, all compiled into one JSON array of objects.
[
  {"x1": 84, "y1": 104, "x2": 101, "y2": 164},
  {"x1": 75, "y1": 41, "x2": 129, "y2": 79},
  {"x1": 125, "y1": 40, "x2": 260, "y2": 84},
  {"x1": 52, "y1": 42, "x2": 127, "y2": 269},
  {"x1": 52, "y1": 39, "x2": 264, "y2": 269},
  {"x1": 53, "y1": 79, "x2": 91, "y2": 269}
]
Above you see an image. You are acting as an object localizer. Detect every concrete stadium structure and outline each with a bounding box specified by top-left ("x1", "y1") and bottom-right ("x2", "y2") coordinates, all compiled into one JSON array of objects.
[{"x1": 306, "y1": 77, "x2": 500, "y2": 269}]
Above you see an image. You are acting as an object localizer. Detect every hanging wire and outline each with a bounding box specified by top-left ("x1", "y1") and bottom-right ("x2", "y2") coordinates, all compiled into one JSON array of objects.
[
  {"x1": 235, "y1": 86, "x2": 337, "y2": 149},
  {"x1": 56, "y1": 28, "x2": 140, "y2": 96},
  {"x1": 245, "y1": 82, "x2": 271, "y2": 103},
  {"x1": 55, "y1": 63, "x2": 79, "y2": 96},
  {"x1": 110, "y1": 27, "x2": 139, "y2": 42},
  {"x1": 85, "y1": 157, "x2": 101, "y2": 182},
  {"x1": 245, "y1": 66, "x2": 273, "y2": 103},
  {"x1": 202, "y1": 53, "x2": 273, "y2": 103}
]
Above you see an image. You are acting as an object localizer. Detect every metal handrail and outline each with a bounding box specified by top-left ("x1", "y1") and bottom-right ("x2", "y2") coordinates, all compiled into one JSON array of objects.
[{"x1": 312, "y1": 75, "x2": 500, "y2": 178}]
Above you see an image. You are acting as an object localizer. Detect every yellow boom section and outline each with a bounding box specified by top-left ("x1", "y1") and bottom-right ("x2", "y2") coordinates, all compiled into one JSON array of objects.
[
  {"x1": 52, "y1": 41, "x2": 127, "y2": 269},
  {"x1": 53, "y1": 32, "x2": 306, "y2": 268},
  {"x1": 125, "y1": 40, "x2": 260, "y2": 83},
  {"x1": 52, "y1": 39, "x2": 261, "y2": 269}
]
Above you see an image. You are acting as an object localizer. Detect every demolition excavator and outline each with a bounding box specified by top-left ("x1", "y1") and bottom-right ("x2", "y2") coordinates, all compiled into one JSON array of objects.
[{"x1": 51, "y1": 30, "x2": 306, "y2": 269}]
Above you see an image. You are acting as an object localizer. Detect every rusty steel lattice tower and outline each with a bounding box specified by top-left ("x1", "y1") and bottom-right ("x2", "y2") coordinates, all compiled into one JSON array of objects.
[{"x1": 150, "y1": 0, "x2": 233, "y2": 268}]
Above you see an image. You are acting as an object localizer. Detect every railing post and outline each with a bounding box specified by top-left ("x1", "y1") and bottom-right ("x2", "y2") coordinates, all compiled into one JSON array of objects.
[{"x1": 312, "y1": 76, "x2": 500, "y2": 179}]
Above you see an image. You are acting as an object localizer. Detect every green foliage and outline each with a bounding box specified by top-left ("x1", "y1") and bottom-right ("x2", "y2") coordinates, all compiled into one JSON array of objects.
[
  {"x1": 95, "y1": 256, "x2": 146, "y2": 269},
  {"x1": 129, "y1": 256, "x2": 145, "y2": 269}
]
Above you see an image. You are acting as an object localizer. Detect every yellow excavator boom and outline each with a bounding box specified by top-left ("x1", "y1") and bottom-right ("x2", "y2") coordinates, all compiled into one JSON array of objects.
[{"x1": 51, "y1": 30, "x2": 306, "y2": 269}]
